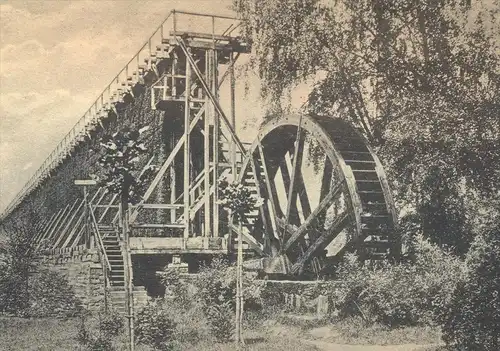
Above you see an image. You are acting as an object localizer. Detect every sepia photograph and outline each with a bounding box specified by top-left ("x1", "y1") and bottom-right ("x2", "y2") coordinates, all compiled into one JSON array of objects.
[{"x1": 0, "y1": 1, "x2": 499, "y2": 350}]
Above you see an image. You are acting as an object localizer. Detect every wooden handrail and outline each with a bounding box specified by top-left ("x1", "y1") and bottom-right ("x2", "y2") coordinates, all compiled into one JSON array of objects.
[{"x1": 89, "y1": 205, "x2": 112, "y2": 274}]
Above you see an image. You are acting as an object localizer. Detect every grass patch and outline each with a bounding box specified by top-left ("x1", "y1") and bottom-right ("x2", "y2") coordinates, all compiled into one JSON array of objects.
[
  {"x1": 271, "y1": 314, "x2": 442, "y2": 346},
  {"x1": 329, "y1": 317, "x2": 442, "y2": 345},
  {"x1": 0, "y1": 316, "x2": 80, "y2": 350},
  {"x1": 174, "y1": 334, "x2": 320, "y2": 351}
]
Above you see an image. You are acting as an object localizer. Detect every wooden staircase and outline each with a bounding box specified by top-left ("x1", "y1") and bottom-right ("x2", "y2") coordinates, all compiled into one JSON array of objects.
[
  {"x1": 99, "y1": 225, "x2": 127, "y2": 314},
  {"x1": 98, "y1": 225, "x2": 151, "y2": 314}
]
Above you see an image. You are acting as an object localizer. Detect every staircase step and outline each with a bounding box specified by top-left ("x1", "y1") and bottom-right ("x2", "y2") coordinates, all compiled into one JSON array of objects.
[
  {"x1": 340, "y1": 151, "x2": 373, "y2": 161},
  {"x1": 344, "y1": 160, "x2": 376, "y2": 170},
  {"x1": 358, "y1": 191, "x2": 386, "y2": 202},
  {"x1": 362, "y1": 207, "x2": 388, "y2": 216},
  {"x1": 356, "y1": 181, "x2": 383, "y2": 192},
  {"x1": 352, "y1": 170, "x2": 379, "y2": 181}
]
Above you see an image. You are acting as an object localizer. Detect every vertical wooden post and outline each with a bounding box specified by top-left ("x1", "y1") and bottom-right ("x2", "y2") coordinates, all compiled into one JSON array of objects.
[
  {"x1": 204, "y1": 50, "x2": 212, "y2": 241},
  {"x1": 122, "y1": 196, "x2": 135, "y2": 351},
  {"x1": 83, "y1": 185, "x2": 90, "y2": 249},
  {"x1": 183, "y1": 50, "x2": 191, "y2": 243},
  {"x1": 211, "y1": 49, "x2": 219, "y2": 238},
  {"x1": 170, "y1": 156, "x2": 176, "y2": 224}
]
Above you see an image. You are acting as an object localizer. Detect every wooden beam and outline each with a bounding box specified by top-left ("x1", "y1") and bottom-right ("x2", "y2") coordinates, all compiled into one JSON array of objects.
[
  {"x1": 176, "y1": 38, "x2": 246, "y2": 155},
  {"x1": 131, "y1": 223, "x2": 185, "y2": 229},
  {"x1": 283, "y1": 131, "x2": 305, "y2": 233},
  {"x1": 72, "y1": 224, "x2": 86, "y2": 247},
  {"x1": 36, "y1": 209, "x2": 63, "y2": 247},
  {"x1": 204, "y1": 49, "x2": 211, "y2": 240},
  {"x1": 183, "y1": 49, "x2": 192, "y2": 241},
  {"x1": 38, "y1": 205, "x2": 69, "y2": 249},
  {"x1": 291, "y1": 212, "x2": 350, "y2": 274},
  {"x1": 62, "y1": 189, "x2": 102, "y2": 248},
  {"x1": 257, "y1": 141, "x2": 281, "y2": 245},
  {"x1": 137, "y1": 203, "x2": 184, "y2": 209},
  {"x1": 61, "y1": 214, "x2": 84, "y2": 249},
  {"x1": 170, "y1": 30, "x2": 240, "y2": 42},
  {"x1": 129, "y1": 106, "x2": 205, "y2": 223},
  {"x1": 281, "y1": 180, "x2": 345, "y2": 252},
  {"x1": 166, "y1": 38, "x2": 250, "y2": 53},
  {"x1": 249, "y1": 152, "x2": 274, "y2": 253},
  {"x1": 53, "y1": 199, "x2": 84, "y2": 248},
  {"x1": 230, "y1": 224, "x2": 265, "y2": 256},
  {"x1": 211, "y1": 49, "x2": 220, "y2": 239},
  {"x1": 296, "y1": 171, "x2": 312, "y2": 219},
  {"x1": 46, "y1": 204, "x2": 71, "y2": 246},
  {"x1": 230, "y1": 52, "x2": 237, "y2": 178},
  {"x1": 33, "y1": 212, "x2": 57, "y2": 245},
  {"x1": 100, "y1": 193, "x2": 118, "y2": 223},
  {"x1": 278, "y1": 154, "x2": 300, "y2": 229}
]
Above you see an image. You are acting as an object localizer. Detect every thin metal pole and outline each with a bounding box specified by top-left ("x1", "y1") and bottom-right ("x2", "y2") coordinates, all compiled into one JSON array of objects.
[
  {"x1": 230, "y1": 52, "x2": 236, "y2": 178},
  {"x1": 235, "y1": 217, "x2": 244, "y2": 344}
]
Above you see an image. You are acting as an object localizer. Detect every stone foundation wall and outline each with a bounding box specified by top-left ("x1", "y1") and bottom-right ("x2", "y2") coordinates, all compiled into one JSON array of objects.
[{"x1": 39, "y1": 248, "x2": 106, "y2": 312}]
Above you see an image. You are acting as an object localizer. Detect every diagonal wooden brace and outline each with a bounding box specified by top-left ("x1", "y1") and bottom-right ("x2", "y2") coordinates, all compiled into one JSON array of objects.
[{"x1": 176, "y1": 38, "x2": 246, "y2": 154}]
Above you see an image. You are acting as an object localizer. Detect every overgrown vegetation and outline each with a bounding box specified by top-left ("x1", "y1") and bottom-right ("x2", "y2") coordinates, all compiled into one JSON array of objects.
[
  {"x1": 0, "y1": 205, "x2": 81, "y2": 318},
  {"x1": 77, "y1": 311, "x2": 124, "y2": 351},
  {"x1": 135, "y1": 299, "x2": 177, "y2": 350},
  {"x1": 442, "y1": 213, "x2": 500, "y2": 350},
  {"x1": 330, "y1": 236, "x2": 465, "y2": 327}
]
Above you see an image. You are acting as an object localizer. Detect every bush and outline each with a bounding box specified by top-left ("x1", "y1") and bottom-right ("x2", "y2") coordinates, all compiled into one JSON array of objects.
[
  {"x1": 98, "y1": 311, "x2": 124, "y2": 337},
  {"x1": 159, "y1": 258, "x2": 265, "y2": 343},
  {"x1": 189, "y1": 258, "x2": 235, "y2": 342},
  {"x1": 77, "y1": 313, "x2": 116, "y2": 351},
  {"x1": 442, "y1": 219, "x2": 500, "y2": 350},
  {"x1": 12, "y1": 268, "x2": 82, "y2": 318},
  {"x1": 330, "y1": 235, "x2": 465, "y2": 327},
  {"x1": 135, "y1": 299, "x2": 177, "y2": 350}
]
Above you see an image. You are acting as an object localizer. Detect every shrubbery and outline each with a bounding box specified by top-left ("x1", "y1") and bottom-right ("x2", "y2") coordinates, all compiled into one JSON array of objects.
[
  {"x1": 442, "y1": 219, "x2": 500, "y2": 350},
  {"x1": 77, "y1": 311, "x2": 123, "y2": 351},
  {"x1": 135, "y1": 299, "x2": 177, "y2": 350},
  {"x1": 23, "y1": 268, "x2": 82, "y2": 318},
  {"x1": 0, "y1": 267, "x2": 82, "y2": 318},
  {"x1": 329, "y1": 235, "x2": 465, "y2": 327}
]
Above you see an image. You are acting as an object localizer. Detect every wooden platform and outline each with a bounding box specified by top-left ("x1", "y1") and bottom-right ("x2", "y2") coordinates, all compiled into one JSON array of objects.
[{"x1": 130, "y1": 237, "x2": 228, "y2": 254}]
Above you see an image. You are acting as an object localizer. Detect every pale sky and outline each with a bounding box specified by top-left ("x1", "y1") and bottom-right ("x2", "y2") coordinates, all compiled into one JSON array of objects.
[{"x1": 0, "y1": 0, "x2": 315, "y2": 213}]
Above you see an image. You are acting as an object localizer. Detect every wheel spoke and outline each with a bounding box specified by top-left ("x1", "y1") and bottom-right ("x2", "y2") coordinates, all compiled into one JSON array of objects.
[
  {"x1": 249, "y1": 152, "x2": 273, "y2": 252},
  {"x1": 280, "y1": 179, "x2": 345, "y2": 252},
  {"x1": 282, "y1": 127, "x2": 305, "y2": 234},
  {"x1": 291, "y1": 211, "x2": 350, "y2": 274},
  {"x1": 257, "y1": 140, "x2": 281, "y2": 250}
]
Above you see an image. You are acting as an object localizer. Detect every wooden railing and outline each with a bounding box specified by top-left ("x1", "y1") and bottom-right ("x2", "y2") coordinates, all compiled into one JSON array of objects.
[{"x1": 89, "y1": 204, "x2": 112, "y2": 282}]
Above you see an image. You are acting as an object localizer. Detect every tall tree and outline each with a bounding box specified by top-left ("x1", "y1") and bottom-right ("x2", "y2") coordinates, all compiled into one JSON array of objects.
[{"x1": 235, "y1": 0, "x2": 500, "y2": 254}]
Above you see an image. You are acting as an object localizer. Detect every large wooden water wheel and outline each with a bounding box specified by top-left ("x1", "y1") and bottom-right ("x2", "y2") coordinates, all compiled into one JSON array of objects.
[{"x1": 235, "y1": 114, "x2": 400, "y2": 277}]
